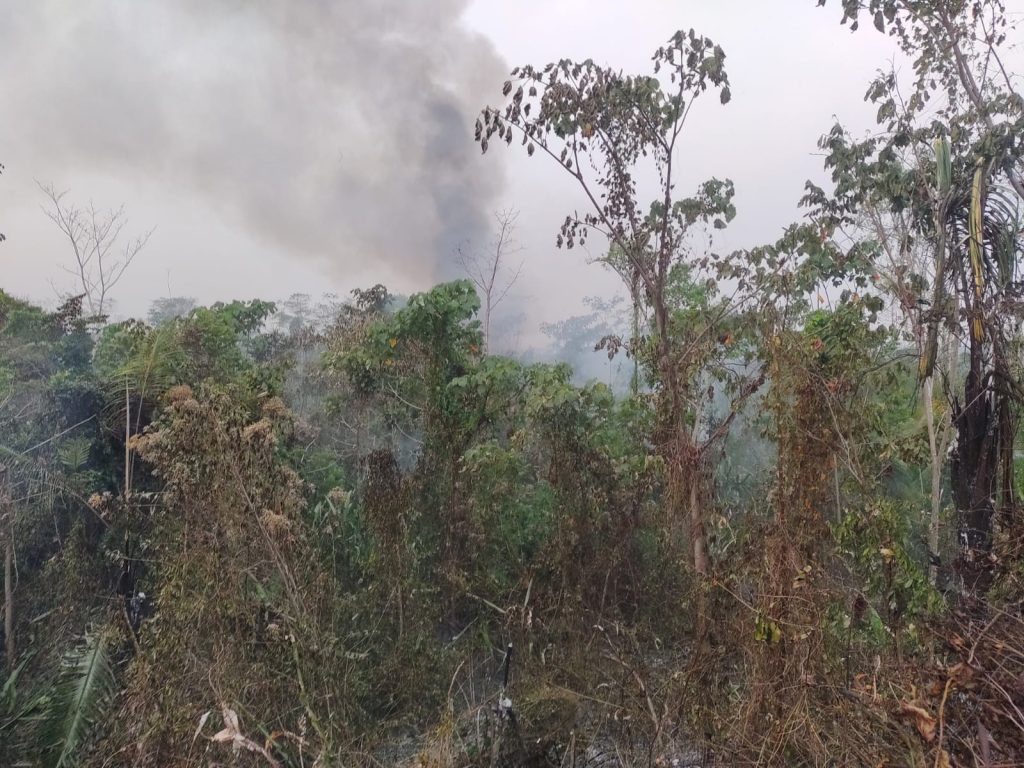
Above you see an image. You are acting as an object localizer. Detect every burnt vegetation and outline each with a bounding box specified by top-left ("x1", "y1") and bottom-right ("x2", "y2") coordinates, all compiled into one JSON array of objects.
[{"x1": 3, "y1": 2, "x2": 1024, "y2": 766}]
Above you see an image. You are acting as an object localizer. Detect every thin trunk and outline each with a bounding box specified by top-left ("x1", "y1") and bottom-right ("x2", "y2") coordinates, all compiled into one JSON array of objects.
[
  {"x1": 923, "y1": 202, "x2": 948, "y2": 584},
  {"x1": 688, "y1": 474, "x2": 708, "y2": 576},
  {"x1": 482, "y1": 289, "x2": 492, "y2": 354},
  {"x1": 834, "y1": 464, "x2": 842, "y2": 524},
  {"x1": 631, "y1": 274, "x2": 640, "y2": 397},
  {"x1": 4, "y1": 518, "x2": 12, "y2": 674},
  {"x1": 124, "y1": 377, "x2": 132, "y2": 497},
  {"x1": 656, "y1": 288, "x2": 711, "y2": 576},
  {"x1": 924, "y1": 376, "x2": 942, "y2": 585}
]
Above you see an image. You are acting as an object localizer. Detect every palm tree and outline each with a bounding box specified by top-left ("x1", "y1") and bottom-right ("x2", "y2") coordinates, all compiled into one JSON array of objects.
[{"x1": 921, "y1": 140, "x2": 1023, "y2": 589}]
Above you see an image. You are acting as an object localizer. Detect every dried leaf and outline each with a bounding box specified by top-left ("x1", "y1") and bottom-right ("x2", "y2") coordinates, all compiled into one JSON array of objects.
[
  {"x1": 978, "y1": 720, "x2": 994, "y2": 766},
  {"x1": 212, "y1": 706, "x2": 241, "y2": 743},
  {"x1": 948, "y1": 662, "x2": 975, "y2": 685},
  {"x1": 208, "y1": 706, "x2": 281, "y2": 766},
  {"x1": 192, "y1": 710, "x2": 211, "y2": 746},
  {"x1": 898, "y1": 700, "x2": 936, "y2": 742}
]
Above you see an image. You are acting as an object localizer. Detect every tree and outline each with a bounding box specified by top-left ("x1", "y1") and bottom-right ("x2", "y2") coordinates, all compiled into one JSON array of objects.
[
  {"x1": 813, "y1": 0, "x2": 1024, "y2": 588},
  {"x1": 819, "y1": 0, "x2": 1023, "y2": 197},
  {"x1": 456, "y1": 209, "x2": 524, "y2": 353},
  {"x1": 146, "y1": 297, "x2": 196, "y2": 327},
  {"x1": 477, "y1": 29, "x2": 754, "y2": 575},
  {"x1": 0, "y1": 291, "x2": 100, "y2": 682},
  {"x1": 540, "y1": 294, "x2": 633, "y2": 390},
  {"x1": 859, "y1": 168, "x2": 957, "y2": 586},
  {"x1": 39, "y1": 183, "x2": 154, "y2": 319}
]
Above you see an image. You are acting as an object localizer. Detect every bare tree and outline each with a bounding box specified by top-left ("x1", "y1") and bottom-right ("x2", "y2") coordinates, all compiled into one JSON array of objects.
[
  {"x1": 39, "y1": 182, "x2": 154, "y2": 318},
  {"x1": 456, "y1": 208, "x2": 524, "y2": 352}
]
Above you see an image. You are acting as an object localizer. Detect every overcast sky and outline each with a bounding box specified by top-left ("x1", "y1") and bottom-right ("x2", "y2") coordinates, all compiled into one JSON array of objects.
[{"x1": 2, "y1": 1, "x2": 1019, "y2": 344}]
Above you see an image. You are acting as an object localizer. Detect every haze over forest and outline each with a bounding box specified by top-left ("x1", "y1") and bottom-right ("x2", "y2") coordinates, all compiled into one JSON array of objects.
[
  {"x1": 3, "y1": 2, "x2": 1024, "y2": 767},
  {"x1": 4, "y1": 1, "x2": 998, "y2": 342}
]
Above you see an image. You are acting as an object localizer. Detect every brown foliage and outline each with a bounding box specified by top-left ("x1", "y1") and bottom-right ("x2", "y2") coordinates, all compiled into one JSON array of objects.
[{"x1": 90, "y1": 386, "x2": 350, "y2": 766}]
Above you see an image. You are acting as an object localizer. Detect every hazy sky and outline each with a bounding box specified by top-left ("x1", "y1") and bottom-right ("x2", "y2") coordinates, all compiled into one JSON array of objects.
[{"x1": 1, "y1": 1, "x2": 1016, "y2": 342}]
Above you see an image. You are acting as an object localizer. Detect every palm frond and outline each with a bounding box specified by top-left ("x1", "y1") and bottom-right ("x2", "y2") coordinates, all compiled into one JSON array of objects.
[
  {"x1": 99, "y1": 322, "x2": 181, "y2": 408},
  {"x1": 38, "y1": 631, "x2": 117, "y2": 768},
  {"x1": 984, "y1": 187, "x2": 1022, "y2": 287},
  {"x1": 941, "y1": 176, "x2": 1022, "y2": 291},
  {"x1": 95, "y1": 324, "x2": 184, "y2": 456},
  {"x1": 0, "y1": 443, "x2": 57, "y2": 504},
  {"x1": 2, "y1": 653, "x2": 32, "y2": 714},
  {"x1": 1, "y1": 653, "x2": 48, "y2": 744}
]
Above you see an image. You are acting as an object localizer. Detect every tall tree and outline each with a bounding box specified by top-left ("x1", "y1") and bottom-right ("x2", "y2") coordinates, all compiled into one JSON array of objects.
[
  {"x1": 813, "y1": 0, "x2": 1024, "y2": 588},
  {"x1": 477, "y1": 30, "x2": 756, "y2": 575},
  {"x1": 856, "y1": 164, "x2": 959, "y2": 585}
]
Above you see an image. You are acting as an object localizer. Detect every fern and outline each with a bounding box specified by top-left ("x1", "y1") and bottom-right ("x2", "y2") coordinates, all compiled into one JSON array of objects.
[
  {"x1": 38, "y1": 632, "x2": 117, "y2": 768},
  {"x1": 57, "y1": 438, "x2": 92, "y2": 473}
]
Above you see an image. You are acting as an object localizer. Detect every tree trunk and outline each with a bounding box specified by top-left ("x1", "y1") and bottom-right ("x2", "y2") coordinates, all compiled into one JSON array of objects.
[
  {"x1": 924, "y1": 376, "x2": 942, "y2": 585},
  {"x1": 4, "y1": 519, "x2": 12, "y2": 675},
  {"x1": 951, "y1": 341, "x2": 998, "y2": 592},
  {"x1": 688, "y1": 472, "x2": 709, "y2": 576}
]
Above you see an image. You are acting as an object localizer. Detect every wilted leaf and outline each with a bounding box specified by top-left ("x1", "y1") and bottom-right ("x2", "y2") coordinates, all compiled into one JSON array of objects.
[
  {"x1": 212, "y1": 706, "x2": 241, "y2": 743},
  {"x1": 979, "y1": 720, "x2": 993, "y2": 766},
  {"x1": 192, "y1": 710, "x2": 211, "y2": 745},
  {"x1": 898, "y1": 700, "x2": 936, "y2": 742}
]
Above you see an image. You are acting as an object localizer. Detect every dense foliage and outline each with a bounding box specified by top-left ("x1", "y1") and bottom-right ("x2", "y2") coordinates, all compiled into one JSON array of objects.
[{"x1": 2, "y1": 3, "x2": 1024, "y2": 766}]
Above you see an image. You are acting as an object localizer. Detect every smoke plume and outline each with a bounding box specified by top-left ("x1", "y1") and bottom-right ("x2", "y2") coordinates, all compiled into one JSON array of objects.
[{"x1": 0, "y1": 0, "x2": 506, "y2": 284}]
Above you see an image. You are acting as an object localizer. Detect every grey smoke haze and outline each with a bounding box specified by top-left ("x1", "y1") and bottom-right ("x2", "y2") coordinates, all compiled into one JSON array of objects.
[
  {"x1": 0, "y1": 0, "x2": 504, "y2": 286},
  {"x1": 4, "y1": 0, "x2": 1023, "y2": 344}
]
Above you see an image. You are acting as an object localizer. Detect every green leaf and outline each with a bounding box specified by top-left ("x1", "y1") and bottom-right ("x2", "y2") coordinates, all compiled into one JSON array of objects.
[
  {"x1": 57, "y1": 438, "x2": 91, "y2": 473},
  {"x1": 1, "y1": 654, "x2": 34, "y2": 713},
  {"x1": 39, "y1": 632, "x2": 118, "y2": 768}
]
